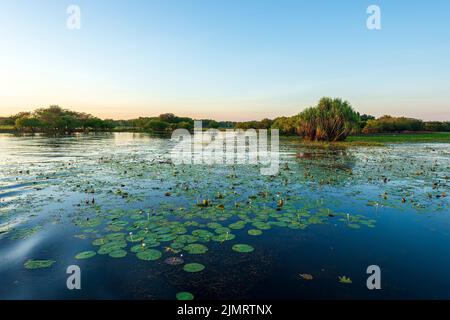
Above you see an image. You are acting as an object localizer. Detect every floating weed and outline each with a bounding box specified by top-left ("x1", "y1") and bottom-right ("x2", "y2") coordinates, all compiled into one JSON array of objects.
[
  {"x1": 183, "y1": 263, "x2": 205, "y2": 273},
  {"x1": 75, "y1": 251, "x2": 97, "y2": 260},
  {"x1": 24, "y1": 259, "x2": 56, "y2": 269}
]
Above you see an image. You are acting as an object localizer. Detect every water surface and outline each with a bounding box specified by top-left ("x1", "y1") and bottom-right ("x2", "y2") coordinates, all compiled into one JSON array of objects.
[{"x1": 0, "y1": 133, "x2": 449, "y2": 299}]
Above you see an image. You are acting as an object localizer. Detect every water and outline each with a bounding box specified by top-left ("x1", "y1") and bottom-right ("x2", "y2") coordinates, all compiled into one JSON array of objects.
[{"x1": 0, "y1": 133, "x2": 449, "y2": 299}]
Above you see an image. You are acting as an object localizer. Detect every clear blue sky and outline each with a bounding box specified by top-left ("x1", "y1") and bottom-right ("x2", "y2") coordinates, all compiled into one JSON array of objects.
[{"x1": 1, "y1": 0, "x2": 449, "y2": 120}]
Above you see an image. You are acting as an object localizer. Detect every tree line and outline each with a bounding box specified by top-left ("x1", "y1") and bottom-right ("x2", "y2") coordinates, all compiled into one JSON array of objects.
[{"x1": 1, "y1": 100, "x2": 449, "y2": 141}]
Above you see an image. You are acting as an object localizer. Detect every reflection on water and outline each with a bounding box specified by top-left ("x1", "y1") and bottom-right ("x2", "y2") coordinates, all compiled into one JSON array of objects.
[{"x1": 0, "y1": 133, "x2": 449, "y2": 300}]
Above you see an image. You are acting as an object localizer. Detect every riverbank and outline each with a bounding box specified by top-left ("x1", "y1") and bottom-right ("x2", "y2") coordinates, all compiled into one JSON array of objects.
[
  {"x1": 1, "y1": 129, "x2": 449, "y2": 145},
  {"x1": 347, "y1": 132, "x2": 450, "y2": 144}
]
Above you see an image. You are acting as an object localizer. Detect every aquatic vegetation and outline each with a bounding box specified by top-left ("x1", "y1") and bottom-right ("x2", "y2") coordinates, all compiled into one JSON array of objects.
[
  {"x1": 248, "y1": 229, "x2": 263, "y2": 236},
  {"x1": 176, "y1": 292, "x2": 194, "y2": 300},
  {"x1": 184, "y1": 244, "x2": 208, "y2": 254},
  {"x1": 24, "y1": 259, "x2": 56, "y2": 269},
  {"x1": 232, "y1": 244, "x2": 255, "y2": 253},
  {"x1": 136, "y1": 249, "x2": 162, "y2": 261},
  {"x1": 8, "y1": 226, "x2": 42, "y2": 240},
  {"x1": 338, "y1": 276, "x2": 353, "y2": 284},
  {"x1": 228, "y1": 221, "x2": 246, "y2": 230},
  {"x1": 2, "y1": 133, "x2": 449, "y2": 299},
  {"x1": 165, "y1": 257, "x2": 184, "y2": 265},
  {"x1": 109, "y1": 250, "x2": 127, "y2": 258},
  {"x1": 183, "y1": 263, "x2": 205, "y2": 273},
  {"x1": 75, "y1": 251, "x2": 97, "y2": 260},
  {"x1": 299, "y1": 274, "x2": 314, "y2": 280}
]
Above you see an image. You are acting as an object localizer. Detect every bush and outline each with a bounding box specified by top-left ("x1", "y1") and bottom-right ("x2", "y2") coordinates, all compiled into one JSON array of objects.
[
  {"x1": 297, "y1": 98, "x2": 360, "y2": 141},
  {"x1": 363, "y1": 116, "x2": 424, "y2": 133},
  {"x1": 144, "y1": 119, "x2": 170, "y2": 133},
  {"x1": 424, "y1": 121, "x2": 450, "y2": 132},
  {"x1": 271, "y1": 116, "x2": 299, "y2": 135}
]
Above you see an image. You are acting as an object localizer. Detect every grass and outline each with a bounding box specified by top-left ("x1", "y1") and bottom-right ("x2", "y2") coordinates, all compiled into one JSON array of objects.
[
  {"x1": 347, "y1": 132, "x2": 450, "y2": 144},
  {"x1": 0, "y1": 125, "x2": 14, "y2": 132}
]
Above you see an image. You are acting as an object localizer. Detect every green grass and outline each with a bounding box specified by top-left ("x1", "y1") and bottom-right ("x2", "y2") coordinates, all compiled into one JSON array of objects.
[
  {"x1": 347, "y1": 132, "x2": 450, "y2": 143},
  {"x1": 0, "y1": 125, "x2": 14, "y2": 132}
]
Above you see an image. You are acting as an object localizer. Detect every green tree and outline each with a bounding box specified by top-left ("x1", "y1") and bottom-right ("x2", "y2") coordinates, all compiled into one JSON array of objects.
[
  {"x1": 271, "y1": 116, "x2": 299, "y2": 135},
  {"x1": 144, "y1": 119, "x2": 170, "y2": 133},
  {"x1": 15, "y1": 116, "x2": 42, "y2": 133},
  {"x1": 297, "y1": 97, "x2": 360, "y2": 141}
]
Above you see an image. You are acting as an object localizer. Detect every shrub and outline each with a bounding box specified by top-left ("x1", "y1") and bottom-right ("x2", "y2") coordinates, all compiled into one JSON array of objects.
[{"x1": 297, "y1": 98, "x2": 360, "y2": 141}]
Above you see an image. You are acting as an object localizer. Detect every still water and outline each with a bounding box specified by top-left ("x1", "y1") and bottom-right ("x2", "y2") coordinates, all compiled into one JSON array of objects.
[{"x1": 0, "y1": 133, "x2": 449, "y2": 299}]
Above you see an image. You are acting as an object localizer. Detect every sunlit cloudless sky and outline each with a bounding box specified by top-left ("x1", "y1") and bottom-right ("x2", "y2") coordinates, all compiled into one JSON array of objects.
[{"x1": 0, "y1": 0, "x2": 449, "y2": 120}]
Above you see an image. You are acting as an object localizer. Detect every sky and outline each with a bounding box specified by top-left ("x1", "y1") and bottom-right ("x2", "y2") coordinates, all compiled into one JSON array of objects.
[{"x1": 0, "y1": 0, "x2": 449, "y2": 121}]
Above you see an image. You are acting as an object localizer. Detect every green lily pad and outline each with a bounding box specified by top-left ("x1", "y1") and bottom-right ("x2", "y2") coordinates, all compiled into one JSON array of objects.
[
  {"x1": 176, "y1": 291, "x2": 194, "y2": 300},
  {"x1": 232, "y1": 244, "x2": 254, "y2": 253},
  {"x1": 75, "y1": 251, "x2": 97, "y2": 259},
  {"x1": 109, "y1": 249, "x2": 127, "y2": 258},
  {"x1": 136, "y1": 249, "x2": 162, "y2": 261},
  {"x1": 184, "y1": 244, "x2": 208, "y2": 254},
  {"x1": 214, "y1": 227, "x2": 231, "y2": 234},
  {"x1": 183, "y1": 263, "x2": 205, "y2": 273},
  {"x1": 248, "y1": 229, "x2": 263, "y2": 236},
  {"x1": 130, "y1": 244, "x2": 148, "y2": 253},
  {"x1": 176, "y1": 235, "x2": 198, "y2": 244},
  {"x1": 228, "y1": 221, "x2": 246, "y2": 230},
  {"x1": 212, "y1": 232, "x2": 236, "y2": 241},
  {"x1": 92, "y1": 238, "x2": 108, "y2": 246},
  {"x1": 24, "y1": 259, "x2": 55, "y2": 269},
  {"x1": 9, "y1": 226, "x2": 42, "y2": 240}
]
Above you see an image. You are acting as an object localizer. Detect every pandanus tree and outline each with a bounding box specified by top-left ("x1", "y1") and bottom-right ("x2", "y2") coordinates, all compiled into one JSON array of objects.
[{"x1": 297, "y1": 98, "x2": 360, "y2": 141}]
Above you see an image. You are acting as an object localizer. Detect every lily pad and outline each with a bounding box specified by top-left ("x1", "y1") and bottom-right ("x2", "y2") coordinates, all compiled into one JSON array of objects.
[
  {"x1": 176, "y1": 291, "x2": 194, "y2": 300},
  {"x1": 212, "y1": 233, "x2": 235, "y2": 242},
  {"x1": 183, "y1": 263, "x2": 205, "y2": 273},
  {"x1": 184, "y1": 244, "x2": 208, "y2": 254},
  {"x1": 109, "y1": 249, "x2": 127, "y2": 258},
  {"x1": 248, "y1": 229, "x2": 263, "y2": 236},
  {"x1": 75, "y1": 251, "x2": 97, "y2": 260},
  {"x1": 24, "y1": 259, "x2": 55, "y2": 269},
  {"x1": 136, "y1": 249, "x2": 162, "y2": 261},
  {"x1": 232, "y1": 244, "x2": 254, "y2": 253}
]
